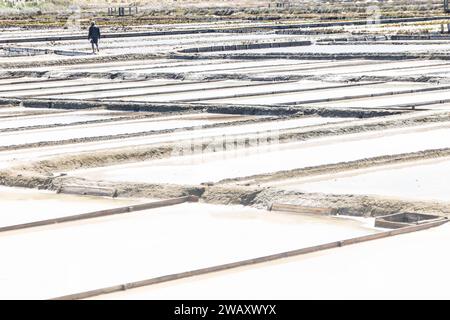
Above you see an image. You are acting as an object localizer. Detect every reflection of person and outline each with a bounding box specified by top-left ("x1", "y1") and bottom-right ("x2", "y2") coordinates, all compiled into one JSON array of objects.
[{"x1": 88, "y1": 21, "x2": 101, "y2": 54}]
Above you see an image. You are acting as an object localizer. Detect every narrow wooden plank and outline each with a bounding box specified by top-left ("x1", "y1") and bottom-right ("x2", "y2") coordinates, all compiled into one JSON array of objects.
[
  {"x1": 271, "y1": 203, "x2": 333, "y2": 215},
  {"x1": 0, "y1": 196, "x2": 195, "y2": 234},
  {"x1": 57, "y1": 185, "x2": 117, "y2": 198}
]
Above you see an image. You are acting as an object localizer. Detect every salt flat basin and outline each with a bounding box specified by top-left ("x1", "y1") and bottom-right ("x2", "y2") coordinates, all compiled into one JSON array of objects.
[
  {"x1": 8, "y1": 79, "x2": 224, "y2": 99},
  {"x1": 67, "y1": 122, "x2": 450, "y2": 185},
  {"x1": 202, "y1": 81, "x2": 441, "y2": 105},
  {"x1": 0, "y1": 77, "x2": 81, "y2": 85},
  {"x1": 199, "y1": 59, "x2": 379, "y2": 76},
  {"x1": 0, "y1": 113, "x2": 247, "y2": 147},
  {"x1": 47, "y1": 59, "x2": 327, "y2": 75},
  {"x1": 216, "y1": 43, "x2": 450, "y2": 55},
  {"x1": 346, "y1": 61, "x2": 450, "y2": 78},
  {"x1": 40, "y1": 80, "x2": 261, "y2": 100},
  {"x1": 108, "y1": 58, "x2": 306, "y2": 75},
  {"x1": 307, "y1": 88, "x2": 450, "y2": 109},
  {"x1": 0, "y1": 186, "x2": 144, "y2": 227},
  {"x1": 0, "y1": 106, "x2": 67, "y2": 115},
  {"x1": 135, "y1": 59, "x2": 327, "y2": 76},
  {"x1": 21, "y1": 33, "x2": 309, "y2": 57},
  {"x1": 16, "y1": 58, "x2": 177, "y2": 72},
  {"x1": 0, "y1": 202, "x2": 376, "y2": 299},
  {"x1": 0, "y1": 111, "x2": 119, "y2": 130},
  {"x1": 1, "y1": 79, "x2": 177, "y2": 98},
  {"x1": 262, "y1": 59, "x2": 450, "y2": 77},
  {"x1": 22, "y1": 58, "x2": 177, "y2": 72},
  {"x1": 92, "y1": 223, "x2": 450, "y2": 300},
  {"x1": 268, "y1": 157, "x2": 450, "y2": 203},
  {"x1": 0, "y1": 116, "x2": 351, "y2": 169},
  {"x1": 410, "y1": 103, "x2": 450, "y2": 111},
  {"x1": 0, "y1": 77, "x2": 113, "y2": 93},
  {"x1": 112, "y1": 80, "x2": 363, "y2": 103},
  {"x1": 20, "y1": 58, "x2": 240, "y2": 73},
  {"x1": 30, "y1": 34, "x2": 304, "y2": 53},
  {"x1": 59, "y1": 59, "x2": 235, "y2": 73}
]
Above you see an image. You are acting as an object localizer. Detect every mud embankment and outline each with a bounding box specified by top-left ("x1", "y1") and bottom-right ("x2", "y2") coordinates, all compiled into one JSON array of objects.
[
  {"x1": 3, "y1": 167, "x2": 449, "y2": 218},
  {"x1": 202, "y1": 185, "x2": 450, "y2": 217}
]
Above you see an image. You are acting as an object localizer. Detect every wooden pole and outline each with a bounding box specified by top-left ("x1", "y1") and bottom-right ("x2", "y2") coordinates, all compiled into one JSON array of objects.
[{"x1": 0, "y1": 196, "x2": 198, "y2": 234}]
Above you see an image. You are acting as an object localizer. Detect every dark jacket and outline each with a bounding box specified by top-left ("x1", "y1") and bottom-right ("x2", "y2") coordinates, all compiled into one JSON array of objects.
[{"x1": 88, "y1": 26, "x2": 101, "y2": 40}]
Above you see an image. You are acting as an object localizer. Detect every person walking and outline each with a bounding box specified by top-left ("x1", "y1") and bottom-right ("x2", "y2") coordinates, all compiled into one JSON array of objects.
[{"x1": 88, "y1": 21, "x2": 101, "y2": 54}]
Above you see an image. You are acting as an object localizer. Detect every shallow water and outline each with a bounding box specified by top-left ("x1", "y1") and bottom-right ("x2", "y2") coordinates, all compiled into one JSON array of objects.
[
  {"x1": 69, "y1": 122, "x2": 450, "y2": 184},
  {"x1": 272, "y1": 157, "x2": 450, "y2": 202},
  {"x1": 0, "y1": 202, "x2": 376, "y2": 299}
]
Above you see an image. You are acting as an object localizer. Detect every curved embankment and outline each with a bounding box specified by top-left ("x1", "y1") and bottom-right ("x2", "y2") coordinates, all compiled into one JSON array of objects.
[{"x1": 1, "y1": 111, "x2": 450, "y2": 217}]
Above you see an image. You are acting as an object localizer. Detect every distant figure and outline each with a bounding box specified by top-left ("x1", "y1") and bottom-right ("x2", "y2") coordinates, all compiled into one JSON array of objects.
[{"x1": 88, "y1": 21, "x2": 101, "y2": 54}]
